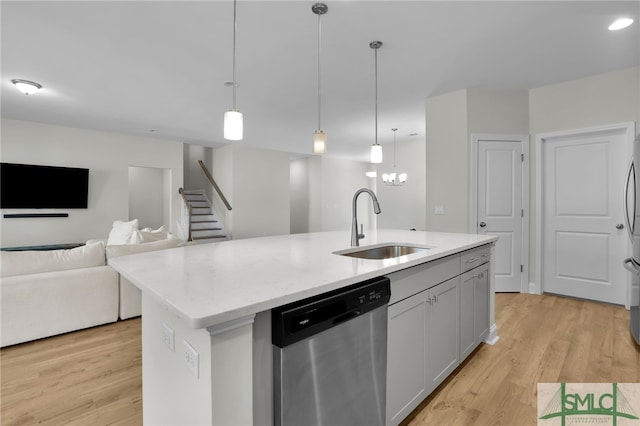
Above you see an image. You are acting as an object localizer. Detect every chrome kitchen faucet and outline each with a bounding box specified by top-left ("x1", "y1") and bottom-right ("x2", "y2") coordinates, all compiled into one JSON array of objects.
[{"x1": 351, "y1": 188, "x2": 381, "y2": 247}]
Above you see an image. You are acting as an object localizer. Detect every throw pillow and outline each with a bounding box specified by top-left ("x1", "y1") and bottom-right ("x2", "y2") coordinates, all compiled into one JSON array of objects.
[
  {"x1": 107, "y1": 219, "x2": 139, "y2": 245},
  {"x1": 129, "y1": 225, "x2": 169, "y2": 244}
]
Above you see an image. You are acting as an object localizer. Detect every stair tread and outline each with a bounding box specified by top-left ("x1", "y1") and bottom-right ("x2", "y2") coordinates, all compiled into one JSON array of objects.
[{"x1": 192, "y1": 235, "x2": 227, "y2": 240}]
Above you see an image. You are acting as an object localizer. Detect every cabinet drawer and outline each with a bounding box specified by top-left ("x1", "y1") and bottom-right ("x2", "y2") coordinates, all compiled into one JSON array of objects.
[
  {"x1": 460, "y1": 245, "x2": 491, "y2": 272},
  {"x1": 387, "y1": 254, "x2": 460, "y2": 305}
]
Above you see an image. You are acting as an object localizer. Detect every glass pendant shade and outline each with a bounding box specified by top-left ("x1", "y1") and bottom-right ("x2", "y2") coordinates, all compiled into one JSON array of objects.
[
  {"x1": 370, "y1": 144, "x2": 383, "y2": 164},
  {"x1": 313, "y1": 130, "x2": 327, "y2": 154},
  {"x1": 224, "y1": 110, "x2": 243, "y2": 141}
]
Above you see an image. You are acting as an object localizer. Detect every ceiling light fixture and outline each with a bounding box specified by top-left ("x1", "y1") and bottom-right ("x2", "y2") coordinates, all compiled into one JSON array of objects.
[
  {"x1": 312, "y1": 3, "x2": 328, "y2": 154},
  {"x1": 370, "y1": 41, "x2": 383, "y2": 164},
  {"x1": 11, "y1": 79, "x2": 42, "y2": 95},
  {"x1": 223, "y1": 0, "x2": 243, "y2": 141},
  {"x1": 382, "y1": 128, "x2": 407, "y2": 186},
  {"x1": 608, "y1": 18, "x2": 634, "y2": 31}
]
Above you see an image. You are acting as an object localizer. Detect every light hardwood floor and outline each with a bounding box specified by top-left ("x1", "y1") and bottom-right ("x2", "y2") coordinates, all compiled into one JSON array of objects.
[{"x1": 1, "y1": 293, "x2": 638, "y2": 425}]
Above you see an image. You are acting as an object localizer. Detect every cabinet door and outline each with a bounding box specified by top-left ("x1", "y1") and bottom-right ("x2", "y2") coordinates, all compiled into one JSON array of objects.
[
  {"x1": 474, "y1": 263, "x2": 490, "y2": 342},
  {"x1": 386, "y1": 291, "x2": 428, "y2": 425},
  {"x1": 426, "y1": 277, "x2": 460, "y2": 392},
  {"x1": 460, "y1": 269, "x2": 476, "y2": 359}
]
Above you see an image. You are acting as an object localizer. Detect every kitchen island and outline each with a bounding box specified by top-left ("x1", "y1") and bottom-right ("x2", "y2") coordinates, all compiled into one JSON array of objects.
[{"x1": 109, "y1": 229, "x2": 498, "y2": 425}]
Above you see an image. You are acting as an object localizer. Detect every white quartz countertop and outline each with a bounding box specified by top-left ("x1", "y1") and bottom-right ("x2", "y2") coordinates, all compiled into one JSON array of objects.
[{"x1": 108, "y1": 229, "x2": 497, "y2": 329}]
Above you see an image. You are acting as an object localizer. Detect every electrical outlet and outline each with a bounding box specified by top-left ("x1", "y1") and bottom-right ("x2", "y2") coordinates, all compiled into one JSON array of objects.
[
  {"x1": 183, "y1": 340, "x2": 199, "y2": 378},
  {"x1": 162, "y1": 323, "x2": 174, "y2": 352},
  {"x1": 435, "y1": 205, "x2": 444, "y2": 215}
]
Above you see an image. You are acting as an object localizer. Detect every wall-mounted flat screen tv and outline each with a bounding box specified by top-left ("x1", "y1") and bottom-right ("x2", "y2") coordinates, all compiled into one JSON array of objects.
[{"x1": 1, "y1": 162, "x2": 89, "y2": 209}]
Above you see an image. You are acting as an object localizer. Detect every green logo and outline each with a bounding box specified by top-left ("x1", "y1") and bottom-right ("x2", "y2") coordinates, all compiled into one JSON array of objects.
[{"x1": 538, "y1": 383, "x2": 639, "y2": 425}]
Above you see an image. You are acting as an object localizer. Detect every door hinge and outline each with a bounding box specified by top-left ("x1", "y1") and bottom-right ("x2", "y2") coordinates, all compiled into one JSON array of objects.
[
  {"x1": 521, "y1": 209, "x2": 524, "y2": 218},
  {"x1": 521, "y1": 264, "x2": 524, "y2": 273},
  {"x1": 521, "y1": 153, "x2": 524, "y2": 162}
]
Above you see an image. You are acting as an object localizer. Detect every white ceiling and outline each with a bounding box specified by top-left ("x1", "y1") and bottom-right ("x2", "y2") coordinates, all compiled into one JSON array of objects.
[{"x1": 2, "y1": 1, "x2": 639, "y2": 162}]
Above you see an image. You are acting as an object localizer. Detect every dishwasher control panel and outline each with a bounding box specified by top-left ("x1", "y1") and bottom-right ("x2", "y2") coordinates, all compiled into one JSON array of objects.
[{"x1": 272, "y1": 276, "x2": 390, "y2": 348}]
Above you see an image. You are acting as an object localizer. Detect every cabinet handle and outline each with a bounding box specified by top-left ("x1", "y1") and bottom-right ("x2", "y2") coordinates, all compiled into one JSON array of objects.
[
  {"x1": 480, "y1": 253, "x2": 489, "y2": 258},
  {"x1": 465, "y1": 257, "x2": 479, "y2": 264}
]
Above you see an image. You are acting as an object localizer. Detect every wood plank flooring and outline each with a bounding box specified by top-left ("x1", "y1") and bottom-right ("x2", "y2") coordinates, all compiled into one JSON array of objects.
[
  {"x1": 1, "y1": 293, "x2": 638, "y2": 425},
  {"x1": 403, "y1": 293, "x2": 640, "y2": 426},
  {"x1": 1, "y1": 318, "x2": 142, "y2": 425}
]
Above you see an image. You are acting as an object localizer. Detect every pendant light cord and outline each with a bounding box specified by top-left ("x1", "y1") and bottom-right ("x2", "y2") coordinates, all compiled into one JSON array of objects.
[
  {"x1": 317, "y1": 11, "x2": 322, "y2": 130},
  {"x1": 374, "y1": 46, "x2": 378, "y2": 147},
  {"x1": 232, "y1": 0, "x2": 238, "y2": 110}
]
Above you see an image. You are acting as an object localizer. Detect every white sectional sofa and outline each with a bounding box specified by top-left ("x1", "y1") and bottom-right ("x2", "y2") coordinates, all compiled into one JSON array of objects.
[
  {"x1": 0, "y1": 220, "x2": 184, "y2": 347},
  {"x1": 1, "y1": 241, "x2": 119, "y2": 347}
]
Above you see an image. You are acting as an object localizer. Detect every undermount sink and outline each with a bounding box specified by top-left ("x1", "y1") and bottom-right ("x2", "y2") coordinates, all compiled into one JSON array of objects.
[{"x1": 334, "y1": 244, "x2": 431, "y2": 260}]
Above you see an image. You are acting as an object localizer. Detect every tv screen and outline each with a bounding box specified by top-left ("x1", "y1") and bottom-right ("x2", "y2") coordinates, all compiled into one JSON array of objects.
[{"x1": 1, "y1": 162, "x2": 89, "y2": 209}]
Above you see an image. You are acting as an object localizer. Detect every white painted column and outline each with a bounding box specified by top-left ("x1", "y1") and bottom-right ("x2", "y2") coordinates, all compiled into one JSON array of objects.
[
  {"x1": 207, "y1": 315, "x2": 255, "y2": 426},
  {"x1": 141, "y1": 292, "x2": 255, "y2": 425}
]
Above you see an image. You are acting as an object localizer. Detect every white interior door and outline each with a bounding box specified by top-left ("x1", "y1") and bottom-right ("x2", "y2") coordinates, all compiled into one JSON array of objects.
[
  {"x1": 477, "y1": 139, "x2": 524, "y2": 292},
  {"x1": 541, "y1": 129, "x2": 629, "y2": 305}
]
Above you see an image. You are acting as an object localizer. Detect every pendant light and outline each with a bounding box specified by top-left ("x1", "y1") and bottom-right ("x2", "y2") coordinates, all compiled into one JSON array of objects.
[
  {"x1": 224, "y1": 0, "x2": 243, "y2": 141},
  {"x1": 312, "y1": 3, "x2": 328, "y2": 154},
  {"x1": 370, "y1": 41, "x2": 383, "y2": 164},
  {"x1": 382, "y1": 128, "x2": 408, "y2": 185}
]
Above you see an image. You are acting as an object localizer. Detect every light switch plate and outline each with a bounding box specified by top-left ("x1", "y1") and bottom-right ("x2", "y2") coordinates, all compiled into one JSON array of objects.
[
  {"x1": 435, "y1": 205, "x2": 444, "y2": 215},
  {"x1": 162, "y1": 322, "x2": 174, "y2": 352},
  {"x1": 183, "y1": 340, "x2": 199, "y2": 378}
]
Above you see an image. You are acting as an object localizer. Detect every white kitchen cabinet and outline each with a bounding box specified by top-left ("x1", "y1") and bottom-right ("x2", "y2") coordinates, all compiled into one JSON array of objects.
[
  {"x1": 386, "y1": 244, "x2": 492, "y2": 426},
  {"x1": 426, "y1": 276, "x2": 460, "y2": 392},
  {"x1": 387, "y1": 290, "x2": 428, "y2": 425},
  {"x1": 460, "y1": 262, "x2": 490, "y2": 359},
  {"x1": 386, "y1": 277, "x2": 460, "y2": 425}
]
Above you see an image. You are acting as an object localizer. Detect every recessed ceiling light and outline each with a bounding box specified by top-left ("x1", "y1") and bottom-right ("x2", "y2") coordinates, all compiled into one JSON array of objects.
[
  {"x1": 409, "y1": 133, "x2": 419, "y2": 137},
  {"x1": 608, "y1": 18, "x2": 634, "y2": 31},
  {"x1": 11, "y1": 79, "x2": 42, "y2": 95}
]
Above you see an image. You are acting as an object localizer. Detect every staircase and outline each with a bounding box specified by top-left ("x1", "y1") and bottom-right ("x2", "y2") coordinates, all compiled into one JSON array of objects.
[{"x1": 181, "y1": 190, "x2": 227, "y2": 243}]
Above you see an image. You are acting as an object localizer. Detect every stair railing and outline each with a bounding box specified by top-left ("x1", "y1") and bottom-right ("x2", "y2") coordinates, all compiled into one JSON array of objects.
[
  {"x1": 178, "y1": 187, "x2": 193, "y2": 241},
  {"x1": 198, "y1": 160, "x2": 232, "y2": 211}
]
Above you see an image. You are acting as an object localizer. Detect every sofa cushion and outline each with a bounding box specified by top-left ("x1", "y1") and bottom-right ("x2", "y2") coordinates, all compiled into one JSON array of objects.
[
  {"x1": 106, "y1": 236, "x2": 183, "y2": 258},
  {"x1": 0, "y1": 241, "x2": 106, "y2": 278},
  {"x1": 107, "y1": 219, "x2": 139, "y2": 245}
]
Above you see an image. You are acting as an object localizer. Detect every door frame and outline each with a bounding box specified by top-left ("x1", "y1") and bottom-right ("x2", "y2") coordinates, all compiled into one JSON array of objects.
[
  {"x1": 534, "y1": 122, "x2": 635, "y2": 306},
  {"x1": 470, "y1": 134, "x2": 530, "y2": 293}
]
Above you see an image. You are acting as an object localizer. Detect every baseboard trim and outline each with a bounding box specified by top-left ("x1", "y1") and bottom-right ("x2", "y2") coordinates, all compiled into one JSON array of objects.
[{"x1": 484, "y1": 323, "x2": 500, "y2": 345}]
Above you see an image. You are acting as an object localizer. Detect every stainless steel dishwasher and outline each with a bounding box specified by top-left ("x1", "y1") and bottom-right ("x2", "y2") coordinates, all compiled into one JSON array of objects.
[{"x1": 272, "y1": 276, "x2": 390, "y2": 426}]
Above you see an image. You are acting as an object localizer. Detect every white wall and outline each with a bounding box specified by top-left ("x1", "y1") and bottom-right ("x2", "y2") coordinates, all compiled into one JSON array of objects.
[
  {"x1": 290, "y1": 158, "x2": 310, "y2": 234},
  {"x1": 290, "y1": 156, "x2": 372, "y2": 235},
  {"x1": 528, "y1": 66, "x2": 640, "y2": 284},
  {"x1": 425, "y1": 90, "x2": 469, "y2": 232},
  {"x1": 376, "y1": 136, "x2": 427, "y2": 231},
  {"x1": 0, "y1": 118, "x2": 184, "y2": 247},
  {"x1": 212, "y1": 144, "x2": 290, "y2": 240},
  {"x1": 183, "y1": 143, "x2": 212, "y2": 193},
  {"x1": 128, "y1": 166, "x2": 166, "y2": 229},
  {"x1": 425, "y1": 89, "x2": 529, "y2": 233}
]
